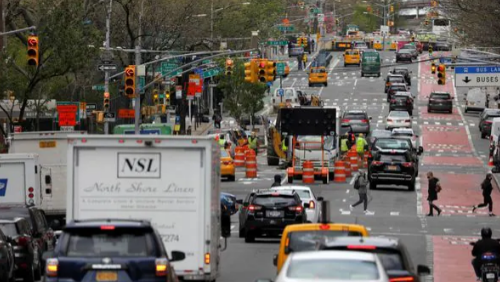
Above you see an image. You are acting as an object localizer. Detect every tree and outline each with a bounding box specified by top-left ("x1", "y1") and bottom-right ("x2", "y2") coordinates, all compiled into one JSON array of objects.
[
  {"x1": 216, "y1": 59, "x2": 266, "y2": 124},
  {"x1": 1, "y1": 0, "x2": 101, "y2": 135}
]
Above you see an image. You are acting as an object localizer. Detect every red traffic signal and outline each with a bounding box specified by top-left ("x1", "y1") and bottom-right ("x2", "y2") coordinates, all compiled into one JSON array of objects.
[
  {"x1": 259, "y1": 62, "x2": 266, "y2": 68},
  {"x1": 27, "y1": 35, "x2": 39, "y2": 66},
  {"x1": 124, "y1": 66, "x2": 136, "y2": 98},
  {"x1": 437, "y1": 65, "x2": 445, "y2": 72}
]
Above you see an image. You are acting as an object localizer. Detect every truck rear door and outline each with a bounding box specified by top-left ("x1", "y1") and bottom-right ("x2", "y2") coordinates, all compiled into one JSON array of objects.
[{"x1": 0, "y1": 162, "x2": 26, "y2": 204}]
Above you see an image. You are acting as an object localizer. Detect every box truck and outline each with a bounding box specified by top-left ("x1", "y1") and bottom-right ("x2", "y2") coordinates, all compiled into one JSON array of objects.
[
  {"x1": 0, "y1": 153, "x2": 41, "y2": 206},
  {"x1": 8, "y1": 131, "x2": 87, "y2": 227},
  {"x1": 66, "y1": 135, "x2": 228, "y2": 281}
]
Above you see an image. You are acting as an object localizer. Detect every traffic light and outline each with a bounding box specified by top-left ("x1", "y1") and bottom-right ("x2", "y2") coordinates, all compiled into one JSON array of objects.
[
  {"x1": 390, "y1": 5, "x2": 394, "y2": 12},
  {"x1": 244, "y1": 60, "x2": 257, "y2": 83},
  {"x1": 103, "y1": 92, "x2": 110, "y2": 112},
  {"x1": 302, "y1": 37, "x2": 308, "y2": 48},
  {"x1": 297, "y1": 37, "x2": 303, "y2": 46},
  {"x1": 265, "y1": 61, "x2": 276, "y2": 82},
  {"x1": 431, "y1": 62, "x2": 436, "y2": 74},
  {"x1": 257, "y1": 60, "x2": 267, "y2": 83},
  {"x1": 27, "y1": 35, "x2": 39, "y2": 66},
  {"x1": 437, "y1": 64, "x2": 446, "y2": 85},
  {"x1": 124, "y1": 65, "x2": 136, "y2": 98},
  {"x1": 165, "y1": 91, "x2": 171, "y2": 105},
  {"x1": 225, "y1": 58, "x2": 233, "y2": 75},
  {"x1": 153, "y1": 89, "x2": 159, "y2": 104}
]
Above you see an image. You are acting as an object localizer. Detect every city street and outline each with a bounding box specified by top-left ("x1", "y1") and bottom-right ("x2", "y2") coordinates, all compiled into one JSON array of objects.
[{"x1": 218, "y1": 51, "x2": 500, "y2": 282}]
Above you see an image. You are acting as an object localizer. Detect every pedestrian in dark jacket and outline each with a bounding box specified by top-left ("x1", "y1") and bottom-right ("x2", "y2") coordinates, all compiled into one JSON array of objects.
[
  {"x1": 271, "y1": 174, "x2": 282, "y2": 187},
  {"x1": 349, "y1": 170, "x2": 372, "y2": 214},
  {"x1": 473, "y1": 172, "x2": 495, "y2": 216},
  {"x1": 427, "y1": 171, "x2": 442, "y2": 216}
]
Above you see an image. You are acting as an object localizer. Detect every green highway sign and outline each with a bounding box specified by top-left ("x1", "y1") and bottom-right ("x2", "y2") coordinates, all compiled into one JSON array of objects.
[
  {"x1": 203, "y1": 68, "x2": 222, "y2": 79},
  {"x1": 202, "y1": 59, "x2": 212, "y2": 65},
  {"x1": 138, "y1": 77, "x2": 145, "y2": 93},
  {"x1": 161, "y1": 60, "x2": 181, "y2": 76},
  {"x1": 277, "y1": 25, "x2": 295, "y2": 32},
  {"x1": 159, "y1": 94, "x2": 165, "y2": 99},
  {"x1": 267, "y1": 40, "x2": 288, "y2": 46},
  {"x1": 276, "y1": 62, "x2": 286, "y2": 76},
  {"x1": 311, "y1": 8, "x2": 322, "y2": 14},
  {"x1": 92, "y1": 85, "x2": 105, "y2": 91}
]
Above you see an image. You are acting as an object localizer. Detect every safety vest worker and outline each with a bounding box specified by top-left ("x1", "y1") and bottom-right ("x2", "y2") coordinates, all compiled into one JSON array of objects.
[
  {"x1": 356, "y1": 134, "x2": 367, "y2": 153},
  {"x1": 248, "y1": 133, "x2": 258, "y2": 154},
  {"x1": 282, "y1": 139, "x2": 288, "y2": 152},
  {"x1": 341, "y1": 138, "x2": 349, "y2": 153},
  {"x1": 218, "y1": 136, "x2": 225, "y2": 147}
]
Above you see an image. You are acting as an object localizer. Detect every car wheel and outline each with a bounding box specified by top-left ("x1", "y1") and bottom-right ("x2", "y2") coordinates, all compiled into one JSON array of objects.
[
  {"x1": 329, "y1": 171, "x2": 334, "y2": 181},
  {"x1": 408, "y1": 180, "x2": 416, "y2": 191},
  {"x1": 288, "y1": 176, "x2": 293, "y2": 183},
  {"x1": 239, "y1": 226, "x2": 245, "y2": 238},
  {"x1": 427, "y1": 108, "x2": 431, "y2": 113},
  {"x1": 308, "y1": 83, "x2": 312, "y2": 87},
  {"x1": 324, "y1": 82, "x2": 328, "y2": 87},
  {"x1": 228, "y1": 175, "x2": 236, "y2": 181},
  {"x1": 369, "y1": 181, "x2": 377, "y2": 190},
  {"x1": 24, "y1": 263, "x2": 35, "y2": 282},
  {"x1": 465, "y1": 108, "x2": 468, "y2": 113},
  {"x1": 244, "y1": 231, "x2": 255, "y2": 243},
  {"x1": 377, "y1": 73, "x2": 381, "y2": 77},
  {"x1": 361, "y1": 72, "x2": 364, "y2": 77},
  {"x1": 481, "y1": 132, "x2": 487, "y2": 139},
  {"x1": 448, "y1": 109, "x2": 452, "y2": 114}
]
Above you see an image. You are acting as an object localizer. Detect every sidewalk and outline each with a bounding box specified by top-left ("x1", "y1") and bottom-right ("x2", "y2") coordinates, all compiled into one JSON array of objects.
[{"x1": 192, "y1": 122, "x2": 212, "y2": 136}]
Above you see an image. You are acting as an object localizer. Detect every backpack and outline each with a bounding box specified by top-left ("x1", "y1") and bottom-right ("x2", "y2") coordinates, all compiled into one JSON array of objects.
[{"x1": 354, "y1": 174, "x2": 365, "y2": 190}]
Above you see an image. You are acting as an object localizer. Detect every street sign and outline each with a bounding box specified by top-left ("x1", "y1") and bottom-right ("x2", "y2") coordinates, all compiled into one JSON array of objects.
[
  {"x1": 138, "y1": 77, "x2": 145, "y2": 93},
  {"x1": 188, "y1": 74, "x2": 201, "y2": 100},
  {"x1": 118, "y1": 109, "x2": 135, "y2": 118},
  {"x1": 92, "y1": 85, "x2": 105, "y2": 91},
  {"x1": 176, "y1": 85, "x2": 182, "y2": 99},
  {"x1": 267, "y1": 40, "x2": 288, "y2": 46},
  {"x1": 455, "y1": 66, "x2": 500, "y2": 87},
  {"x1": 276, "y1": 62, "x2": 286, "y2": 76},
  {"x1": 85, "y1": 103, "x2": 97, "y2": 114},
  {"x1": 60, "y1": 126, "x2": 74, "y2": 132},
  {"x1": 57, "y1": 104, "x2": 78, "y2": 126},
  {"x1": 104, "y1": 112, "x2": 116, "y2": 122},
  {"x1": 278, "y1": 88, "x2": 284, "y2": 97},
  {"x1": 203, "y1": 68, "x2": 221, "y2": 79},
  {"x1": 277, "y1": 25, "x2": 295, "y2": 32},
  {"x1": 439, "y1": 57, "x2": 452, "y2": 64},
  {"x1": 97, "y1": 64, "x2": 117, "y2": 71},
  {"x1": 318, "y1": 13, "x2": 325, "y2": 23},
  {"x1": 161, "y1": 60, "x2": 181, "y2": 76}
]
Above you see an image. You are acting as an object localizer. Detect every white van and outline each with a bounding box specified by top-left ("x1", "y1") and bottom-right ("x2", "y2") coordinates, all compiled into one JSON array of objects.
[
  {"x1": 490, "y1": 117, "x2": 500, "y2": 146},
  {"x1": 465, "y1": 88, "x2": 486, "y2": 113},
  {"x1": 272, "y1": 87, "x2": 300, "y2": 109}
]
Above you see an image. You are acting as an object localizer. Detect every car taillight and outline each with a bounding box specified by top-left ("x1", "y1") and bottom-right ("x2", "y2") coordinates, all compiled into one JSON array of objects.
[
  {"x1": 308, "y1": 200, "x2": 315, "y2": 209},
  {"x1": 248, "y1": 205, "x2": 262, "y2": 211},
  {"x1": 347, "y1": 245, "x2": 377, "y2": 250},
  {"x1": 390, "y1": 277, "x2": 415, "y2": 282},
  {"x1": 485, "y1": 121, "x2": 493, "y2": 124},
  {"x1": 289, "y1": 206, "x2": 303, "y2": 212},
  {"x1": 390, "y1": 99, "x2": 395, "y2": 103},
  {"x1": 387, "y1": 119, "x2": 393, "y2": 122},
  {"x1": 405, "y1": 119, "x2": 411, "y2": 122},
  {"x1": 155, "y1": 258, "x2": 168, "y2": 276},
  {"x1": 386, "y1": 82, "x2": 391, "y2": 86},
  {"x1": 100, "y1": 225, "x2": 115, "y2": 230},
  {"x1": 204, "y1": 253, "x2": 211, "y2": 264},
  {"x1": 46, "y1": 258, "x2": 58, "y2": 277},
  {"x1": 372, "y1": 161, "x2": 383, "y2": 165},
  {"x1": 361, "y1": 119, "x2": 369, "y2": 123},
  {"x1": 319, "y1": 224, "x2": 330, "y2": 230},
  {"x1": 16, "y1": 236, "x2": 29, "y2": 246},
  {"x1": 402, "y1": 162, "x2": 413, "y2": 167},
  {"x1": 342, "y1": 119, "x2": 350, "y2": 123},
  {"x1": 222, "y1": 161, "x2": 232, "y2": 165}
]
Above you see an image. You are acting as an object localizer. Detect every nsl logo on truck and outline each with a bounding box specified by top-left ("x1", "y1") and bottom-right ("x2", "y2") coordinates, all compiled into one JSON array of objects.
[
  {"x1": 67, "y1": 136, "x2": 230, "y2": 282},
  {"x1": 118, "y1": 153, "x2": 161, "y2": 178}
]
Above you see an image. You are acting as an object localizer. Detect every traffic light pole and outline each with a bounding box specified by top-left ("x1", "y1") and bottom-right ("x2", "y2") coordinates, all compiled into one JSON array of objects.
[
  {"x1": 134, "y1": 0, "x2": 145, "y2": 134},
  {"x1": 103, "y1": 0, "x2": 112, "y2": 135}
]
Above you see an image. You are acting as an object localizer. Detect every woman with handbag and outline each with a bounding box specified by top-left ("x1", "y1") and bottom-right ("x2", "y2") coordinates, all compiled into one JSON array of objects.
[{"x1": 427, "y1": 171, "x2": 442, "y2": 216}]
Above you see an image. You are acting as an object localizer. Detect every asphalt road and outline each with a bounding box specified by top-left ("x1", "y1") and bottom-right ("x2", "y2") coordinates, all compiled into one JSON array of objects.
[{"x1": 217, "y1": 51, "x2": 500, "y2": 282}]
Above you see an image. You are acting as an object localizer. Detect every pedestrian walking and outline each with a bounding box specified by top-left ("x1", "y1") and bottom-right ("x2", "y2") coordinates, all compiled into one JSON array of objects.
[
  {"x1": 297, "y1": 54, "x2": 303, "y2": 70},
  {"x1": 472, "y1": 172, "x2": 496, "y2": 216},
  {"x1": 356, "y1": 133, "x2": 368, "y2": 168},
  {"x1": 311, "y1": 39, "x2": 315, "y2": 52},
  {"x1": 213, "y1": 113, "x2": 221, "y2": 128},
  {"x1": 426, "y1": 172, "x2": 442, "y2": 216},
  {"x1": 349, "y1": 170, "x2": 372, "y2": 214},
  {"x1": 271, "y1": 174, "x2": 282, "y2": 187},
  {"x1": 302, "y1": 53, "x2": 308, "y2": 69}
]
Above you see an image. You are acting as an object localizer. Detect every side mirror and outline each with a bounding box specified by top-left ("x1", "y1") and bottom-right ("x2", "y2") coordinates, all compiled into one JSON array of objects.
[
  {"x1": 170, "y1": 251, "x2": 186, "y2": 262},
  {"x1": 303, "y1": 203, "x2": 310, "y2": 208},
  {"x1": 45, "y1": 175, "x2": 52, "y2": 185},
  {"x1": 42, "y1": 251, "x2": 55, "y2": 262},
  {"x1": 273, "y1": 254, "x2": 278, "y2": 266},
  {"x1": 418, "y1": 146, "x2": 424, "y2": 155},
  {"x1": 417, "y1": 265, "x2": 431, "y2": 275},
  {"x1": 317, "y1": 196, "x2": 324, "y2": 201}
]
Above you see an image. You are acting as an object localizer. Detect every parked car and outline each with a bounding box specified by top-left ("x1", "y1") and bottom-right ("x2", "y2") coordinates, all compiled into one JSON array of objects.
[
  {"x1": 0, "y1": 217, "x2": 39, "y2": 282},
  {"x1": 221, "y1": 192, "x2": 238, "y2": 215},
  {"x1": 427, "y1": 91, "x2": 453, "y2": 113}
]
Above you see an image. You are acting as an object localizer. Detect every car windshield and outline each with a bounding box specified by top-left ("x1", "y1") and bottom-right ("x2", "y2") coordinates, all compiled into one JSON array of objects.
[
  {"x1": 65, "y1": 228, "x2": 156, "y2": 257},
  {"x1": 399, "y1": 49, "x2": 413, "y2": 53},
  {"x1": 344, "y1": 113, "x2": 366, "y2": 119},
  {"x1": 374, "y1": 139, "x2": 411, "y2": 150},
  {"x1": 372, "y1": 131, "x2": 392, "y2": 138},
  {"x1": 394, "y1": 69, "x2": 408, "y2": 74},
  {"x1": 270, "y1": 189, "x2": 310, "y2": 199},
  {"x1": 346, "y1": 50, "x2": 359, "y2": 55},
  {"x1": 286, "y1": 258, "x2": 380, "y2": 280},
  {"x1": 296, "y1": 135, "x2": 335, "y2": 150},
  {"x1": 0, "y1": 223, "x2": 18, "y2": 237},
  {"x1": 389, "y1": 111, "x2": 410, "y2": 117},
  {"x1": 311, "y1": 68, "x2": 326, "y2": 73},
  {"x1": 431, "y1": 93, "x2": 450, "y2": 99},
  {"x1": 253, "y1": 195, "x2": 297, "y2": 206},
  {"x1": 394, "y1": 96, "x2": 408, "y2": 101},
  {"x1": 288, "y1": 230, "x2": 363, "y2": 252},
  {"x1": 388, "y1": 76, "x2": 404, "y2": 82},
  {"x1": 402, "y1": 45, "x2": 416, "y2": 49},
  {"x1": 390, "y1": 86, "x2": 407, "y2": 91}
]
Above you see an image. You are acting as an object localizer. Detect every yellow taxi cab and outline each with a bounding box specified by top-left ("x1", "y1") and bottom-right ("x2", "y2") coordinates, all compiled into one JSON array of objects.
[
  {"x1": 308, "y1": 66, "x2": 328, "y2": 87},
  {"x1": 343, "y1": 49, "x2": 361, "y2": 66},
  {"x1": 273, "y1": 222, "x2": 370, "y2": 273},
  {"x1": 220, "y1": 149, "x2": 235, "y2": 181}
]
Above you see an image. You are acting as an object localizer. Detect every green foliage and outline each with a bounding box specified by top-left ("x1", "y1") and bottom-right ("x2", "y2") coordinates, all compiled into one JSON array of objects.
[
  {"x1": 351, "y1": 5, "x2": 379, "y2": 32},
  {"x1": 216, "y1": 59, "x2": 266, "y2": 123}
]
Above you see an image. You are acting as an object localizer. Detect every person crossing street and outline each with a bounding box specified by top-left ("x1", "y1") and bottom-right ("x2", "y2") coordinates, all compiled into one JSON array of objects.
[
  {"x1": 472, "y1": 172, "x2": 496, "y2": 216},
  {"x1": 350, "y1": 169, "x2": 373, "y2": 214}
]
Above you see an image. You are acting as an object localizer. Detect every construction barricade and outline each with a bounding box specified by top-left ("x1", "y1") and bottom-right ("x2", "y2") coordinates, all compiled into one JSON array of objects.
[
  {"x1": 348, "y1": 149, "x2": 359, "y2": 172},
  {"x1": 344, "y1": 157, "x2": 352, "y2": 177},
  {"x1": 234, "y1": 146, "x2": 246, "y2": 167},
  {"x1": 334, "y1": 160, "x2": 346, "y2": 183},
  {"x1": 302, "y1": 161, "x2": 315, "y2": 184},
  {"x1": 245, "y1": 150, "x2": 257, "y2": 178}
]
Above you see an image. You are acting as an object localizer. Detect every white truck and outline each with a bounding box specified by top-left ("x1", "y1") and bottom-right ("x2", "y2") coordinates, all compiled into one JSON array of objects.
[
  {"x1": 66, "y1": 135, "x2": 226, "y2": 281},
  {"x1": 0, "y1": 153, "x2": 41, "y2": 206},
  {"x1": 8, "y1": 131, "x2": 87, "y2": 227}
]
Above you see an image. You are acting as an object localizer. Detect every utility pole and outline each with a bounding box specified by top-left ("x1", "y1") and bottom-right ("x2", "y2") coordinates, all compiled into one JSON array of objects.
[
  {"x1": 210, "y1": 0, "x2": 214, "y2": 50},
  {"x1": 0, "y1": 0, "x2": 4, "y2": 51},
  {"x1": 134, "y1": 0, "x2": 145, "y2": 134},
  {"x1": 103, "y1": 0, "x2": 112, "y2": 135}
]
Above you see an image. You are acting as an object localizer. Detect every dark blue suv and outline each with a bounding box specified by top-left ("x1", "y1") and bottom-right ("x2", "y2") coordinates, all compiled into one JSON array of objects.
[{"x1": 42, "y1": 219, "x2": 185, "y2": 282}]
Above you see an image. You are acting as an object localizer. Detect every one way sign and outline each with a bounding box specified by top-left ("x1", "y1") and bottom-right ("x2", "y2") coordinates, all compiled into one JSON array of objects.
[
  {"x1": 104, "y1": 112, "x2": 116, "y2": 122},
  {"x1": 97, "y1": 64, "x2": 117, "y2": 71}
]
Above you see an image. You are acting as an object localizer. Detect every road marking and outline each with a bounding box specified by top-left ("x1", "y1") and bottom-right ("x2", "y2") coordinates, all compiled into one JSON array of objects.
[
  {"x1": 340, "y1": 209, "x2": 351, "y2": 215},
  {"x1": 346, "y1": 189, "x2": 350, "y2": 193},
  {"x1": 354, "y1": 79, "x2": 358, "y2": 88},
  {"x1": 390, "y1": 212, "x2": 400, "y2": 216}
]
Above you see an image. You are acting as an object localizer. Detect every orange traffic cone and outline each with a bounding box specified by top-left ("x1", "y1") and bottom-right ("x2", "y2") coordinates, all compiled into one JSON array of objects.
[{"x1": 489, "y1": 156, "x2": 494, "y2": 167}]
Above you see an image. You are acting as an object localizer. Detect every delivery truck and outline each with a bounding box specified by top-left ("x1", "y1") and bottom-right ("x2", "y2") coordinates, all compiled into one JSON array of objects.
[
  {"x1": 8, "y1": 131, "x2": 87, "y2": 227},
  {"x1": 0, "y1": 153, "x2": 41, "y2": 206},
  {"x1": 66, "y1": 135, "x2": 227, "y2": 281}
]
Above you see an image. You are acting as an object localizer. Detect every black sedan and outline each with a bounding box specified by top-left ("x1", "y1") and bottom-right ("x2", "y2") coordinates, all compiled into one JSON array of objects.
[{"x1": 396, "y1": 49, "x2": 413, "y2": 63}]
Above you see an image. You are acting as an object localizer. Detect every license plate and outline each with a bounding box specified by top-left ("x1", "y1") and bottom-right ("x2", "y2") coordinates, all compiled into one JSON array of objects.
[
  {"x1": 486, "y1": 273, "x2": 495, "y2": 279},
  {"x1": 267, "y1": 211, "x2": 282, "y2": 217},
  {"x1": 386, "y1": 165, "x2": 398, "y2": 171},
  {"x1": 96, "y1": 272, "x2": 117, "y2": 281},
  {"x1": 39, "y1": 141, "x2": 56, "y2": 148}
]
